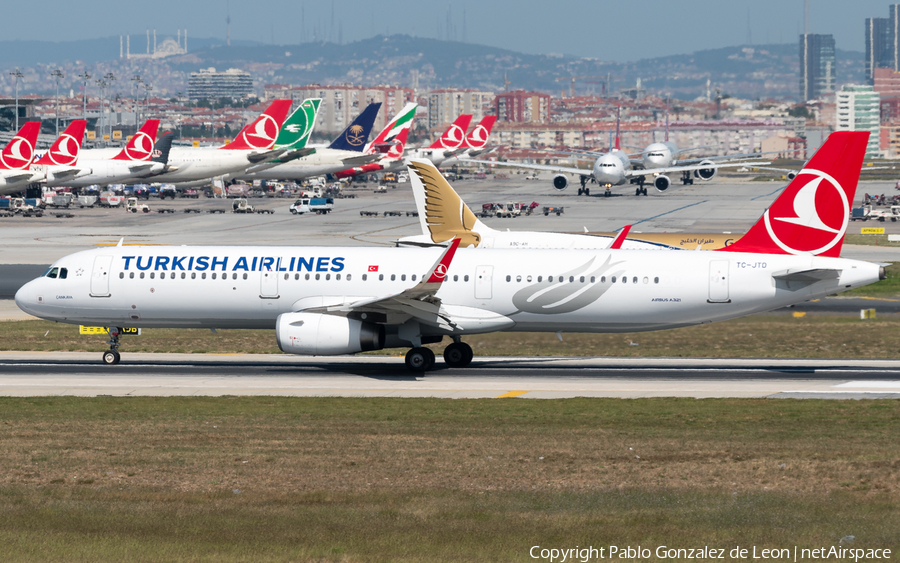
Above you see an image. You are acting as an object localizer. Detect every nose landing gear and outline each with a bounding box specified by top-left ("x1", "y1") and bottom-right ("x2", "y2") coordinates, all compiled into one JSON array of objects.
[{"x1": 102, "y1": 328, "x2": 121, "y2": 365}]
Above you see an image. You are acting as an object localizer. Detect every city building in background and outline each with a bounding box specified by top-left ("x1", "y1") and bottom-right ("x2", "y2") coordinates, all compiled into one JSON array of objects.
[
  {"x1": 799, "y1": 33, "x2": 836, "y2": 102},
  {"x1": 264, "y1": 84, "x2": 414, "y2": 136},
  {"x1": 426, "y1": 89, "x2": 492, "y2": 129},
  {"x1": 187, "y1": 68, "x2": 253, "y2": 100},
  {"x1": 866, "y1": 17, "x2": 892, "y2": 83},
  {"x1": 494, "y1": 90, "x2": 550, "y2": 123},
  {"x1": 836, "y1": 84, "x2": 881, "y2": 157}
]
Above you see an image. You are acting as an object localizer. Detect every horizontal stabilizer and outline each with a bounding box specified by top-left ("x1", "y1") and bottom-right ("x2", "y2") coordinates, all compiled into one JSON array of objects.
[
  {"x1": 341, "y1": 154, "x2": 382, "y2": 167},
  {"x1": 772, "y1": 268, "x2": 841, "y2": 284}
]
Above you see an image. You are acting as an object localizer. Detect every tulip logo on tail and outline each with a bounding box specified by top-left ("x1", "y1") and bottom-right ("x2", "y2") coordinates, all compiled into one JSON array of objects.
[
  {"x1": 763, "y1": 169, "x2": 848, "y2": 255},
  {"x1": 0, "y1": 137, "x2": 34, "y2": 169},
  {"x1": 47, "y1": 134, "x2": 81, "y2": 166},
  {"x1": 124, "y1": 131, "x2": 155, "y2": 161},
  {"x1": 467, "y1": 124, "x2": 490, "y2": 148},
  {"x1": 240, "y1": 114, "x2": 279, "y2": 150}
]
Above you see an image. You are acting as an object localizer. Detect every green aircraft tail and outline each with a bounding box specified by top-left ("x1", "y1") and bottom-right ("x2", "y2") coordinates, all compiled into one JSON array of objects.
[{"x1": 274, "y1": 98, "x2": 321, "y2": 149}]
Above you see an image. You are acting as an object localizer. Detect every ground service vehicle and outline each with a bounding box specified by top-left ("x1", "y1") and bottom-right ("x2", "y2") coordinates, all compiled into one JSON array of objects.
[
  {"x1": 290, "y1": 197, "x2": 334, "y2": 215},
  {"x1": 125, "y1": 198, "x2": 150, "y2": 213}
]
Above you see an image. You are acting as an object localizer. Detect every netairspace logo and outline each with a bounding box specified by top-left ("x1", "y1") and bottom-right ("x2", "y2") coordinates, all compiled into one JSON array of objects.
[{"x1": 529, "y1": 545, "x2": 893, "y2": 562}]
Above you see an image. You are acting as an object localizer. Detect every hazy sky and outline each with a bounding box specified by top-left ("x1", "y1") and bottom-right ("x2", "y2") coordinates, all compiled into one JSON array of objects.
[{"x1": 6, "y1": 0, "x2": 896, "y2": 61}]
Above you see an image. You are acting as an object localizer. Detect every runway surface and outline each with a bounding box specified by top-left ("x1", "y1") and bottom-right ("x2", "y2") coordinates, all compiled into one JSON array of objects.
[{"x1": 1, "y1": 352, "x2": 899, "y2": 399}]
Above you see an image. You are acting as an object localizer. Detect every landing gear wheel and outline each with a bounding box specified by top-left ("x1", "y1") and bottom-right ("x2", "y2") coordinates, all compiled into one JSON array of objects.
[
  {"x1": 405, "y1": 347, "x2": 435, "y2": 372},
  {"x1": 577, "y1": 188, "x2": 583, "y2": 195},
  {"x1": 102, "y1": 350, "x2": 120, "y2": 365},
  {"x1": 635, "y1": 187, "x2": 641, "y2": 196},
  {"x1": 584, "y1": 188, "x2": 590, "y2": 196},
  {"x1": 642, "y1": 187, "x2": 648, "y2": 196},
  {"x1": 443, "y1": 342, "x2": 474, "y2": 368}
]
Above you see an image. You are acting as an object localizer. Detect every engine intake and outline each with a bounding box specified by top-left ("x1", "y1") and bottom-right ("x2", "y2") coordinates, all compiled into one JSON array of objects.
[
  {"x1": 654, "y1": 175, "x2": 671, "y2": 192},
  {"x1": 693, "y1": 160, "x2": 717, "y2": 181},
  {"x1": 276, "y1": 312, "x2": 385, "y2": 355},
  {"x1": 552, "y1": 174, "x2": 568, "y2": 190}
]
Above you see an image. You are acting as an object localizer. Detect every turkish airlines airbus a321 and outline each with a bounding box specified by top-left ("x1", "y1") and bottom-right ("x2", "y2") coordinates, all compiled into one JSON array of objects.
[{"x1": 16, "y1": 132, "x2": 882, "y2": 371}]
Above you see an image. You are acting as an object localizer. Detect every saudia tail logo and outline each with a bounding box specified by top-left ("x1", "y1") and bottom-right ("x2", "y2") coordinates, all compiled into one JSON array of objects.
[
  {"x1": 762, "y1": 168, "x2": 848, "y2": 255},
  {"x1": 346, "y1": 124, "x2": 366, "y2": 146},
  {"x1": 510, "y1": 256, "x2": 625, "y2": 315},
  {"x1": 48, "y1": 134, "x2": 80, "y2": 166},
  {"x1": 125, "y1": 132, "x2": 154, "y2": 161},
  {"x1": 0, "y1": 136, "x2": 35, "y2": 169},
  {"x1": 242, "y1": 114, "x2": 279, "y2": 149},
  {"x1": 441, "y1": 124, "x2": 465, "y2": 149}
]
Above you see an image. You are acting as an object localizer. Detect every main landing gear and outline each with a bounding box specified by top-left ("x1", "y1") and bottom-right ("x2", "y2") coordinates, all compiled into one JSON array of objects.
[
  {"x1": 404, "y1": 339, "x2": 474, "y2": 372},
  {"x1": 635, "y1": 186, "x2": 648, "y2": 196},
  {"x1": 102, "y1": 328, "x2": 121, "y2": 365}
]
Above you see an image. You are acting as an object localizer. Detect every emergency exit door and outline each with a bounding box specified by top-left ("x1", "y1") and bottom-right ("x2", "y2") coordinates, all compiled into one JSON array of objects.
[
  {"x1": 475, "y1": 266, "x2": 493, "y2": 299},
  {"x1": 90, "y1": 255, "x2": 113, "y2": 297},
  {"x1": 260, "y1": 259, "x2": 279, "y2": 298}
]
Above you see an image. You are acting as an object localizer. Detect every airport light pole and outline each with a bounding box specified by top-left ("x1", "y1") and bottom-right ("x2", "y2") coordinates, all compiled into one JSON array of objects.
[
  {"x1": 9, "y1": 68, "x2": 23, "y2": 131},
  {"x1": 131, "y1": 74, "x2": 142, "y2": 126},
  {"x1": 77, "y1": 71, "x2": 91, "y2": 124},
  {"x1": 95, "y1": 78, "x2": 106, "y2": 145},
  {"x1": 104, "y1": 72, "x2": 116, "y2": 141},
  {"x1": 144, "y1": 84, "x2": 153, "y2": 118},
  {"x1": 50, "y1": 69, "x2": 64, "y2": 136}
]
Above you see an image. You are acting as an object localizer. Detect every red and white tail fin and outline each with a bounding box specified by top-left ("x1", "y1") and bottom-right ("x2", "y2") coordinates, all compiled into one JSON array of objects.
[
  {"x1": 221, "y1": 99, "x2": 292, "y2": 151},
  {"x1": 608, "y1": 225, "x2": 632, "y2": 250},
  {"x1": 0, "y1": 121, "x2": 41, "y2": 170},
  {"x1": 111, "y1": 119, "x2": 160, "y2": 161},
  {"x1": 463, "y1": 116, "x2": 497, "y2": 149},
  {"x1": 35, "y1": 120, "x2": 86, "y2": 166},
  {"x1": 427, "y1": 114, "x2": 472, "y2": 149},
  {"x1": 719, "y1": 131, "x2": 869, "y2": 258},
  {"x1": 385, "y1": 128, "x2": 410, "y2": 160},
  {"x1": 614, "y1": 106, "x2": 621, "y2": 151}
]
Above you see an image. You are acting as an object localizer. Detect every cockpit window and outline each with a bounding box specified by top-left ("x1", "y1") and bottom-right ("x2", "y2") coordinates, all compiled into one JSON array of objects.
[
  {"x1": 59, "y1": 268, "x2": 68, "y2": 279},
  {"x1": 45, "y1": 267, "x2": 59, "y2": 279}
]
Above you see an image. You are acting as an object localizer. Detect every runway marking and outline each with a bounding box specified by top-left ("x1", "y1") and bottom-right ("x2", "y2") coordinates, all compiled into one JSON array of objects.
[
  {"x1": 751, "y1": 186, "x2": 787, "y2": 201},
  {"x1": 835, "y1": 381, "x2": 900, "y2": 389},
  {"x1": 857, "y1": 296, "x2": 900, "y2": 302},
  {"x1": 632, "y1": 200, "x2": 709, "y2": 227},
  {"x1": 494, "y1": 390, "x2": 529, "y2": 398},
  {"x1": 202, "y1": 353, "x2": 248, "y2": 356}
]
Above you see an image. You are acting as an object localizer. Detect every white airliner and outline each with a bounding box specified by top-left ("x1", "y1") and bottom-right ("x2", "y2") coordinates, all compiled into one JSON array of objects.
[
  {"x1": 467, "y1": 108, "x2": 768, "y2": 196},
  {"x1": 38, "y1": 119, "x2": 171, "y2": 188},
  {"x1": 0, "y1": 121, "x2": 44, "y2": 195},
  {"x1": 16, "y1": 132, "x2": 882, "y2": 371}
]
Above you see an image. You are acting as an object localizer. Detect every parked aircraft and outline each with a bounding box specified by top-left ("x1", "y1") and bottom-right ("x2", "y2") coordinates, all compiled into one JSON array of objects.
[
  {"x1": 331, "y1": 103, "x2": 418, "y2": 179},
  {"x1": 397, "y1": 159, "x2": 733, "y2": 250},
  {"x1": 467, "y1": 108, "x2": 768, "y2": 196},
  {"x1": 16, "y1": 132, "x2": 881, "y2": 372},
  {"x1": 40, "y1": 120, "x2": 173, "y2": 188},
  {"x1": 235, "y1": 102, "x2": 385, "y2": 181},
  {"x1": 0, "y1": 121, "x2": 44, "y2": 195}
]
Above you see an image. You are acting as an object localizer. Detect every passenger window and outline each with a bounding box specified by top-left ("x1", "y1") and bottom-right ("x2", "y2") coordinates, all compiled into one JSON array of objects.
[
  {"x1": 622, "y1": 276, "x2": 627, "y2": 284},
  {"x1": 305, "y1": 274, "x2": 309, "y2": 280},
  {"x1": 411, "y1": 274, "x2": 416, "y2": 281},
  {"x1": 453, "y1": 275, "x2": 458, "y2": 281},
  {"x1": 243, "y1": 273, "x2": 247, "y2": 280},
  {"x1": 379, "y1": 274, "x2": 384, "y2": 281},
  {"x1": 611, "y1": 276, "x2": 616, "y2": 283},
  {"x1": 506, "y1": 275, "x2": 511, "y2": 282},
  {"x1": 202, "y1": 273, "x2": 206, "y2": 279},
  {"x1": 548, "y1": 276, "x2": 553, "y2": 282},
  {"x1": 601, "y1": 276, "x2": 606, "y2": 282},
  {"x1": 391, "y1": 274, "x2": 396, "y2": 281},
  {"x1": 591, "y1": 276, "x2": 595, "y2": 283},
  {"x1": 150, "y1": 272, "x2": 155, "y2": 279},
  {"x1": 516, "y1": 275, "x2": 522, "y2": 282},
  {"x1": 347, "y1": 274, "x2": 352, "y2": 281},
  {"x1": 336, "y1": 274, "x2": 341, "y2": 280},
  {"x1": 119, "y1": 272, "x2": 124, "y2": 279},
  {"x1": 210, "y1": 273, "x2": 215, "y2": 280},
  {"x1": 464, "y1": 275, "x2": 469, "y2": 282},
  {"x1": 284, "y1": 274, "x2": 288, "y2": 280},
  {"x1": 192, "y1": 273, "x2": 196, "y2": 279},
  {"x1": 643, "y1": 277, "x2": 649, "y2": 284},
  {"x1": 315, "y1": 273, "x2": 320, "y2": 280},
  {"x1": 294, "y1": 274, "x2": 299, "y2": 280},
  {"x1": 569, "y1": 276, "x2": 574, "y2": 282},
  {"x1": 526, "y1": 275, "x2": 532, "y2": 282},
  {"x1": 654, "y1": 277, "x2": 659, "y2": 284},
  {"x1": 130, "y1": 272, "x2": 135, "y2": 279},
  {"x1": 59, "y1": 268, "x2": 68, "y2": 279},
  {"x1": 537, "y1": 276, "x2": 542, "y2": 282},
  {"x1": 140, "y1": 272, "x2": 145, "y2": 279},
  {"x1": 579, "y1": 276, "x2": 584, "y2": 283},
  {"x1": 362, "y1": 274, "x2": 367, "y2": 281}
]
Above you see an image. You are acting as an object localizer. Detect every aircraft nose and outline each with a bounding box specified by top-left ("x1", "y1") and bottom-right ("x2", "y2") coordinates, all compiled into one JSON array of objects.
[{"x1": 15, "y1": 280, "x2": 41, "y2": 317}]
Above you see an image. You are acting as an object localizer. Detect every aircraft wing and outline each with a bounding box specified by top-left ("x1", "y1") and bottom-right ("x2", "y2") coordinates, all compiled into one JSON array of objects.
[
  {"x1": 676, "y1": 151, "x2": 780, "y2": 165},
  {"x1": 308, "y1": 239, "x2": 461, "y2": 330},
  {"x1": 624, "y1": 160, "x2": 770, "y2": 178},
  {"x1": 341, "y1": 153, "x2": 382, "y2": 167},
  {"x1": 462, "y1": 159, "x2": 593, "y2": 177}
]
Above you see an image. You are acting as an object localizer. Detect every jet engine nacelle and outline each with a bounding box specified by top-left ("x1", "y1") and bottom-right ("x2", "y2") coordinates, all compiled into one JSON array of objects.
[
  {"x1": 654, "y1": 175, "x2": 671, "y2": 192},
  {"x1": 552, "y1": 174, "x2": 568, "y2": 190},
  {"x1": 693, "y1": 160, "x2": 717, "y2": 181},
  {"x1": 786, "y1": 172, "x2": 796, "y2": 180},
  {"x1": 276, "y1": 312, "x2": 385, "y2": 356}
]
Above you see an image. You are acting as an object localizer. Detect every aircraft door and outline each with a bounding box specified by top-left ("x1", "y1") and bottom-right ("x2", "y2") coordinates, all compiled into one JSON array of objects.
[
  {"x1": 260, "y1": 259, "x2": 279, "y2": 298},
  {"x1": 90, "y1": 255, "x2": 113, "y2": 297},
  {"x1": 708, "y1": 260, "x2": 730, "y2": 303},
  {"x1": 475, "y1": 265, "x2": 493, "y2": 299}
]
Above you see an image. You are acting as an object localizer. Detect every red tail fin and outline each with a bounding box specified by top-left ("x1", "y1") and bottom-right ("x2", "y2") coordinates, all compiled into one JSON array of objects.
[
  {"x1": 36, "y1": 120, "x2": 86, "y2": 166},
  {"x1": 428, "y1": 114, "x2": 472, "y2": 149},
  {"x1": 464, "y1": 116, "x2": 496, "y2": 149},
  {"x1": 719, "y1": 131, "x2": 869, "y2": 258},
  {"x1": 112, "y1": 119, "x2": 160, "y2": 161},
  {"x1": 0, "y1": 121, "x2": 40, "y2": 170},
  {"x1": 609, "y1": 225, "x2": 632, "y2": 250},
  {"x1": 385, "y1": 128, "x2": 410, "y2": 160},
  {"x1": 614, "y1": 106, "x2": 621, "y2": 151},
  {"x1": 222, "y1": 99, "x2": 292, "y2": 150}
]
